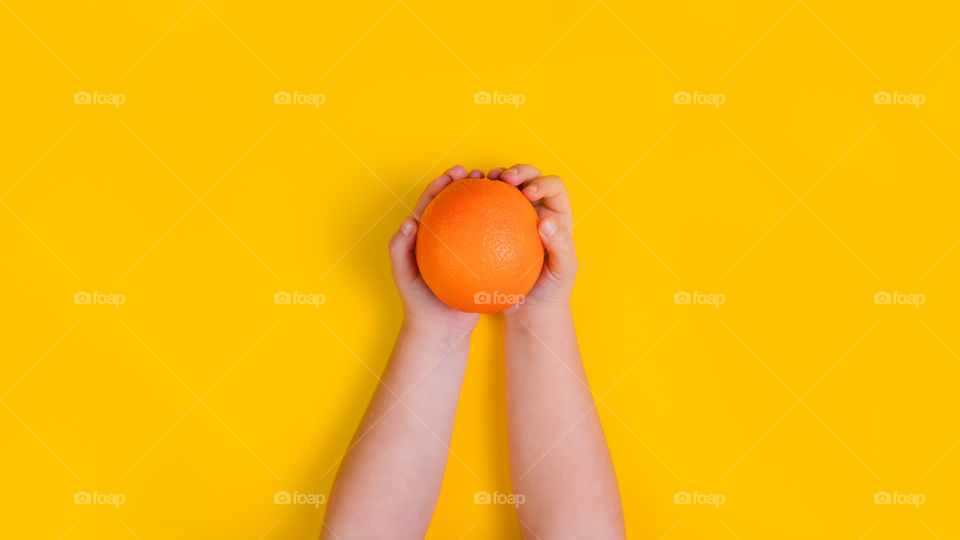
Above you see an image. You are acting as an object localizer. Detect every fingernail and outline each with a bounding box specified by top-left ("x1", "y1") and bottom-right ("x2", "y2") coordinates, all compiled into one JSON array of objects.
[
  {"x1": 401, "y1": 218, "x2": 416, "y2": 236},
  {"x1": 525, "y1": 184, "x2": 538, "y2": 195},
  {"x1": 541, "y1": 218, "x2": 557, "y2": 237},
  {"x1": 508, "y1": 168, "x2": 519, "y2": 177}
]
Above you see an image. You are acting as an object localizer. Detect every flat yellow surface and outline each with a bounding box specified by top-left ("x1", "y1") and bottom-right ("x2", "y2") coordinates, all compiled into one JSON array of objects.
[{"x1": 2, "y1": 1, "x2": 959, "y2": 538}]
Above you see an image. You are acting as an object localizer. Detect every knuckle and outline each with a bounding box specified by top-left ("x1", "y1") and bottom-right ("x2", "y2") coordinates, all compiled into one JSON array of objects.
[{"x1": 388, "y1": 234, "x2": 404, "y2": 256}]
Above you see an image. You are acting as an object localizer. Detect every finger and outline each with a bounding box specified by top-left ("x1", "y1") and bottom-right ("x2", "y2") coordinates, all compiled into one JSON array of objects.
[
  {"x1": 501, "y1": 164, "x2": 541, "y2": 187},
  {"x1": 538, "y1": 216, "x2": 578, "y2": 282},
  {"x1": 522, "y1": 175, "x2": 572, "y2": 221},
  {"x1": 444, "y1": 165, "x2": 468, "y2": 180},
  {"x1": 388, "y1": 217, "x2": 420, "y2": 287},
  {"x1": 487, "y1": 167, "x2": 504, "y2": 180},
  {"x1": 413, "y1": 174, "x2": 453, "y2": 219},
  {"x1": 468, "y1": 168, "x2": 484, "y2": 179}
]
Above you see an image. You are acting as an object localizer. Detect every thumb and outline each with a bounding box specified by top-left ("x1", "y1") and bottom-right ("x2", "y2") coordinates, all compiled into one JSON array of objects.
[
  {"x1": 538, "y1": 217, "x2": 578, "y2": 283},
  {"x1": 389, "y1": 217, "x2": 419, "y2": 288}
]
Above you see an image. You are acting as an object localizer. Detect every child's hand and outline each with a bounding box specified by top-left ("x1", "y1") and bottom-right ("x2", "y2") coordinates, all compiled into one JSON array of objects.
[
  {"x1": 389, "y1": 165, "x2": 485, "y2": 332},
  {"x1": 490, "y1": 164, "x2": 578, "y2": 317}
]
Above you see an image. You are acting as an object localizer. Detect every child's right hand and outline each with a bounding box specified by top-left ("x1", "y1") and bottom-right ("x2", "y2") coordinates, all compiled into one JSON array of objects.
[
  {"x1": 388, "y1": 165, "x2": 484, "y2": 333},
  {"x1": 490, "y1": 164, "x2": 578, "y2": 318}
]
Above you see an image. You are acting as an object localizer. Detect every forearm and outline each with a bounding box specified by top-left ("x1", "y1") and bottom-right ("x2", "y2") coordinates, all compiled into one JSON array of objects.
[
  {"x1": 323, "y1": 321, "x2": 472, "y2": 539},
  {"x1": 504, "y1": 307, "x2": 625, "y2": 539}
]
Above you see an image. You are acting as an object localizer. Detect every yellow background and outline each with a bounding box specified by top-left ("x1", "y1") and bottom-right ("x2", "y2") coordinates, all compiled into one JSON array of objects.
[{"x1": 2, "y1": 0, "x2": 959, "y2": 538}]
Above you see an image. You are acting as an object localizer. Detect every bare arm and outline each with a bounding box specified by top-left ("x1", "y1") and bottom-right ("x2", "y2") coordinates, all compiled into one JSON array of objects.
[
  {"x1": 322, "y1": 167, "x2": 484, "y2": 539},
  {"x1": 322, "y1": 321, "x2": 472, "y2": 539},
  {"x1": 496, "y1": 165, "x2": 625, "y2": 539}
]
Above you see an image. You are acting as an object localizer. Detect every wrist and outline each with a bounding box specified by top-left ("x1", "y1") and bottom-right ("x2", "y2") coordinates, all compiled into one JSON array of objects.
[
  {"x1": 394, "y1": 318, "x2": 474, "y2": 375},
  {"x1": 401, "y1": 315, "x2": 477, "y2": 342},
  {"x1": 503, "y1": 303, "x2": 572, "y2": 329}
]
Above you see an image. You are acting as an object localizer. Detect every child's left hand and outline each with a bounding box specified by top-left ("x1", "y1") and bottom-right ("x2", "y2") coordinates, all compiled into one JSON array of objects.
[{"x1": 388, "y1": 165, "x2": 485, "y2": 333}]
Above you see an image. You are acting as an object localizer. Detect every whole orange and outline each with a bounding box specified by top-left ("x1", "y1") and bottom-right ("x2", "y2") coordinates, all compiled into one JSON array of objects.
[{"x1": 416, "y1": 179, "x2": 544, "y2": 313}]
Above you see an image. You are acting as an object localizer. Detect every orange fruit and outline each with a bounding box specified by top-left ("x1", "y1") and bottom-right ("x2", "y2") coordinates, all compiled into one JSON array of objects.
[{"x1": 416, "y1": 178, "x2": 544, "y2": 314}]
